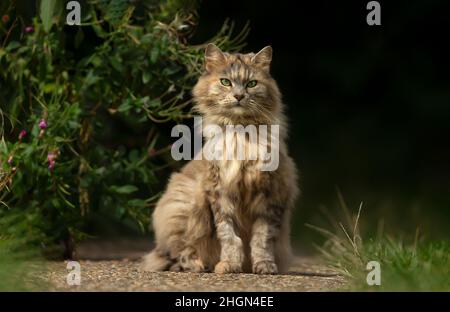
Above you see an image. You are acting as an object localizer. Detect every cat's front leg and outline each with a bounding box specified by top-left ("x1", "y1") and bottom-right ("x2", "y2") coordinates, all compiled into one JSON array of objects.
[
  {"x1": 212, "y1": 195, "x2": 244, "y2": 274},
  {"x1": 250, "y1": 207, "x2": 283, "y2": 274}
]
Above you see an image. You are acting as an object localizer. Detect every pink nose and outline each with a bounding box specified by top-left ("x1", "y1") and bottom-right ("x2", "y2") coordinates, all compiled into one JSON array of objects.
[{"x1": 234, "y1": 94, "x2": 244, "y2": 101}]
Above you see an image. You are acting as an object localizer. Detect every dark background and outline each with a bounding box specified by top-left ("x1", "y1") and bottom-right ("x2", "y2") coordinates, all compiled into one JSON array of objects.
[{"x1": 192, "y1": 0, "x2": 450, "y2": 246}]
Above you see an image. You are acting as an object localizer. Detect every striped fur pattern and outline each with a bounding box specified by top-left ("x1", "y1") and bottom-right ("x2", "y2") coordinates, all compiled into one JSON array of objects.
[{"x1": 142, "y1": 44, "x2": 299, "y2": 274}]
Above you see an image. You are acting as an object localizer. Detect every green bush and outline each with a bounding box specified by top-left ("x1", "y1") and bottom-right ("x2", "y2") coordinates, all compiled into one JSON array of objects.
[{"x1": 0, "y1": 0, "x2": 247, "y2": 258}]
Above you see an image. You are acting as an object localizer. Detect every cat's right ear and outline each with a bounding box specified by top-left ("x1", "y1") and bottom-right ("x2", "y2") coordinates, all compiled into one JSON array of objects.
[{"x1": 205, "y1": 43, "x2": 226, "y2": 72}]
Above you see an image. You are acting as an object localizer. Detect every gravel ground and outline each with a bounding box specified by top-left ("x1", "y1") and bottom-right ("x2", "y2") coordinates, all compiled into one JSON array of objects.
[
  {"x1": 36, "y1": 239, "x2": 345, "y2": 291},
  {"x1": 44, "y1": 257, "x2": 345, "y2": 291}
]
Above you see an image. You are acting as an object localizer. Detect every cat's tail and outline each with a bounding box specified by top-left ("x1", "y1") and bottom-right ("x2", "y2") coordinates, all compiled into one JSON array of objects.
[{"x1": 141, "y1": 247, "x2": 172, "y2": 272}]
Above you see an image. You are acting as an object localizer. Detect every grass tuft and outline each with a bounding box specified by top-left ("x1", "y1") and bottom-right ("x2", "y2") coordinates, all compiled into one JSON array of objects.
[{"x1": 308, "y1": 193, "x2": 450, "y2": 291}]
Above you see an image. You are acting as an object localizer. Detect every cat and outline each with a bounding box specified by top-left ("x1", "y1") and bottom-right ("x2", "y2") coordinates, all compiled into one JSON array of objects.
[{"x1": 142, "y1": 44, "x2": 299, "y2": 274}]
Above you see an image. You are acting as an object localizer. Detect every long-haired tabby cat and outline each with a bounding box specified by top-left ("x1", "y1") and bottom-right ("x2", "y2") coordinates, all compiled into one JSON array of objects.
[{"x1": 142, "y1": 44, "x2": 299, "y2": 274}]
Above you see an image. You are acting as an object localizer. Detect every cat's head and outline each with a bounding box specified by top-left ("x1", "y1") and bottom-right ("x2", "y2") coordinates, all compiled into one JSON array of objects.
[{"x1": 193, "y1": 44, "x2": 281, "y2": 124}]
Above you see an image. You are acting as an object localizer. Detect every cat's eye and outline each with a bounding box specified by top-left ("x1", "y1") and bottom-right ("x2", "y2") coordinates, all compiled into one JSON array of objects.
[
  {"x1": 246, "y1": 80, "x2": 258, "y2": 88},
  {"x1": 220, "y1": 78, "x2": 232, "y2": 86}
]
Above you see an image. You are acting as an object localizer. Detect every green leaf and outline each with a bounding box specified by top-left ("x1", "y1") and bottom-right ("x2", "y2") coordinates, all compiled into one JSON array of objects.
[
  {"x1": 127, "y1": 199, "x2": 147, "y2": 207},
  {"x1": 104, "y1": 0, "x2": 130, "y2": 25},
  {"x1": 150, "y1": 48, "x2": 159, "y2": 63},
  {"x1": 110, "y1": 56, "x2": 123, "y2": 72},
  {"x1": 42, "y1": 83, "x2": 56, "y2": 93},
  {"x1": 110, "y1": 185, "x2": 138, "y2": 194},
  {"x1": 83, "y1": 70, "x2": 100, "y2": 88},
  {"x1": 5, "y1": 41, "x2": 21, "y2": 52},
  {"x1": 118, "y1": 100, "x2": 132, "y2": 113},
  {"x1": 40, "y1": 0, "x2": 57, "y2": 33},
  {"x1": 142, "y1": 71, "x2": 150, "y2": 84},
  {"x1": 148, "y1": 99, "x2": 161, "y2": 108}
]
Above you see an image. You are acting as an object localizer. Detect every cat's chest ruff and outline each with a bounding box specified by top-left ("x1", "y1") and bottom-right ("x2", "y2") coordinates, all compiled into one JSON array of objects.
[{"x1": 216, "y1": 136, "x2": 266, "y2": 187}]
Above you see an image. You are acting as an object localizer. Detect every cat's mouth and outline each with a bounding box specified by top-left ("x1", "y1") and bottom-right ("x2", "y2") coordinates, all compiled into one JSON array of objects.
[
  {"x1": 230, "y1": 103, "x2": 246, "y2": 113},
  {"x1": 232, "y1": 98, "x2": 249, "y2": 108}
]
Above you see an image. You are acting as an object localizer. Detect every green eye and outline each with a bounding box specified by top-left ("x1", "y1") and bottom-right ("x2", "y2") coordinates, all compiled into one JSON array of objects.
[
  {"x1": 246, "y1": 80, "x2": 257, "y2": 88},
  {"x1": 220, "y1": 78, "x2": 232, "y2": 86}
]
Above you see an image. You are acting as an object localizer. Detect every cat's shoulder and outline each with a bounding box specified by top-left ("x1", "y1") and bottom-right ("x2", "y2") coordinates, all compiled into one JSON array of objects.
[{"x1": 180, "y1": 159, "x2": 208, "y2": 178}]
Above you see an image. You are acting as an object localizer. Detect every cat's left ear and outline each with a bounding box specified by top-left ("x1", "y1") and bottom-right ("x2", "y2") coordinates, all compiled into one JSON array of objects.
[
  {"x1": 205, "y1": 43, "x2": 226, "y2": 72},
  {"x1": 251, "y1": 46, "x2": 272, "y2": 72}
]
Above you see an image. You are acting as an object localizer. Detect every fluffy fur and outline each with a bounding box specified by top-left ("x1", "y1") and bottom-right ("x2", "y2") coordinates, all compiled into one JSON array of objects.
[{"x1": 142, "y1": 44, "x2": 299, "y2": 274}]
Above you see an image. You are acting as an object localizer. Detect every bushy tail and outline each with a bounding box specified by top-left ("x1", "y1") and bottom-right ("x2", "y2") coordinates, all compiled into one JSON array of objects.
[{"x1": 141, "y1": 248, "x2": 172, "y2": 272}]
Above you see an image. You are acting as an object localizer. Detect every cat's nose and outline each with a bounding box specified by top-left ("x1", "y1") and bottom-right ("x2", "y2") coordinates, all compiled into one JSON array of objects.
[{"x1": 234, "y1": 94, "x2": 244, "y2": 102}]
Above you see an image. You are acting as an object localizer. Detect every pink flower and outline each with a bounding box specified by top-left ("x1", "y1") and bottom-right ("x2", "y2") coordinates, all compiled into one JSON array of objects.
[
  {"x1": 7, "y1": 155, "x2": 13, "y2": 165},
  {"x1": 47, "y1": 152, "x2": 56, "y2": 162},
  {"x1": 47, "y1": 152, "x2": 56, "y2": 171},
  {"x1": 18, "y1": 129, "x2": 27, "y2": 140},
  {"x1": 39, "y1": 119, "x2": 47, "y2": 129},
  {"x1": 25, "y1": 26, "x2": 34, "y2": 33},
  {"x1": 48, "y1": 161, "x2": 55, "y2": 170}
]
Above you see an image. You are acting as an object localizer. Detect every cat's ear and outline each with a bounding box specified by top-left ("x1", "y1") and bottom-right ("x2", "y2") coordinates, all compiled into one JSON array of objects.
[
  {"x1": 251, "y1": 46, "x2": 272, "y2": 72},
  {"x1": 205, "y1": 43, "x2": 226, "y2": 72}
]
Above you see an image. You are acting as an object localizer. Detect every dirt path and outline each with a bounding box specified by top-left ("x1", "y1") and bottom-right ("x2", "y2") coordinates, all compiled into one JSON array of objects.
[
  {"x1": 45, "y1": 258, "x2": 344, "y2": 291},
  {"x1": 43, "y1": 239, "x2": 346, "y2": 291}
]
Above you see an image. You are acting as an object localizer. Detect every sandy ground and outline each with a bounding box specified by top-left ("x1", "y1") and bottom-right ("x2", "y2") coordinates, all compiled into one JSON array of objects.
[{"x1": 41, "y1": 239, "x2": 346, "y2": 291}]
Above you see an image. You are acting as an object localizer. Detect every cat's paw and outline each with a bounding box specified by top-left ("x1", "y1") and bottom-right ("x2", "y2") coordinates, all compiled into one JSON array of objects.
[
  {"x1": 180, "y1": 254, "x2": 206, "y2": 272},
  {"x1": 169, "y1": 262, "x2": 182, "y2": 272},
  {"x1": 253, "y1": 260, "x2": 278, "y2": 274},
  {"x1": 214, "y1": 260, "x2": 242, "y2": 274}
]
